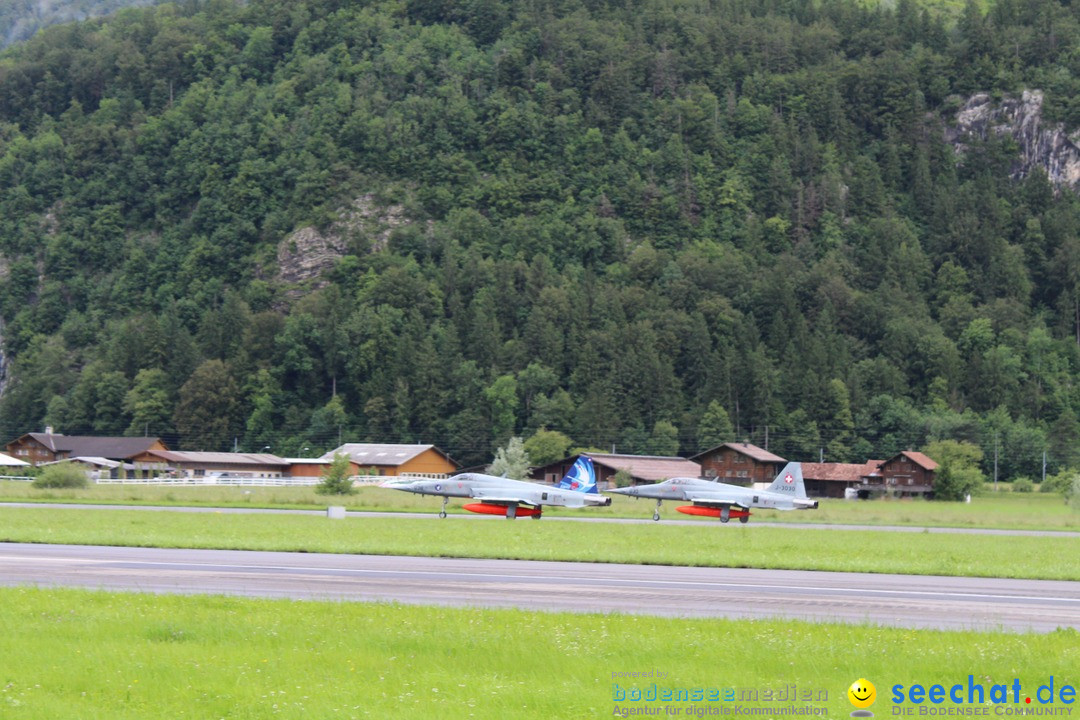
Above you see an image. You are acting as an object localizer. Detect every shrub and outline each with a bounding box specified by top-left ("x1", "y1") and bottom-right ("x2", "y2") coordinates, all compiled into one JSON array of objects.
[
  {"x1": 932, "y1": 462, "x2": 983, "y2": 501},
  {"x1": 1041, "y1": 470, "x2": 1077, "y2": 495},
  {"x1": 1011, "y1": 476, "x2": 1034, "y2": 493},
  {"x1": 315, "y1": 452, "x2": 355, "y2": 496},
  {"x1": 32, "y1": 464, "x2": 89, "y2": 489}
]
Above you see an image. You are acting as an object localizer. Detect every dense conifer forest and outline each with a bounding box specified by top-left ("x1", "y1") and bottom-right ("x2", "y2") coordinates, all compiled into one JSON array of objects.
[{"x1": 2, "y1": 0, "x2": 1080, "y2": 476}]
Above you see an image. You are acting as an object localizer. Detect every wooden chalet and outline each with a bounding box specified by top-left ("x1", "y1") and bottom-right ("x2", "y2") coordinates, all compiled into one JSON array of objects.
[
  {"x1": 4, "y1": 430, "x2": 167, "y2": 466},
  {"x1": 874, "y1": 451, "x2": 938, "y2": 497},
  {"x1": 690, "y1": 442, "x2": 786, "y2": 486}
]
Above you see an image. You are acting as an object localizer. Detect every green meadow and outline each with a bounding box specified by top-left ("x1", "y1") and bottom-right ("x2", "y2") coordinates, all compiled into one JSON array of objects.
[
  {"x1": 0, "y1": 506, "x2": 1077, "y2": 579},
  {"x1": 2, "y1": 481, "x2": 1078, "y2": 532},
  {"x1": 0, "y1": 587, "x2": 1074, "y2": 720}
]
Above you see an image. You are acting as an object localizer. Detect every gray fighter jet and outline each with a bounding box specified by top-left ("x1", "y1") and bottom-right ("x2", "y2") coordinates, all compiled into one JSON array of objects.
[
  {"x1": 380, "y1": 456, "x2": 611, "y2": 519},
  {"x1": 609, "y1": 461, "x2": 818, "y2": 522}
]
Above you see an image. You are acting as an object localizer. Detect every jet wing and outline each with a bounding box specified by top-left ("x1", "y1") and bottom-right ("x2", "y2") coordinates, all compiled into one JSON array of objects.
[{"x1": 683, "y1": 492, "x2": 750, "y2": 510}]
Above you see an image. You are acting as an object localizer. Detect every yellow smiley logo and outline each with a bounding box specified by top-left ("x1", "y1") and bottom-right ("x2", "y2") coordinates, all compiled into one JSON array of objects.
[{"x1": 848, "y1": 678, "x2": 877, "y2": 709}]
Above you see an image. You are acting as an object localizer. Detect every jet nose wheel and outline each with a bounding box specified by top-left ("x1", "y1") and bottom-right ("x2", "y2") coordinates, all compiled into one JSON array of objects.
[
  {"x1": 439, "y1": 510, "x2": 447, "y2": 519},
  {"x1": 653, "y1": 510, "x2": 661, "y2": 521},
  {"x1": 439, "y1": 497, "x2": 448, "y2": 519}
]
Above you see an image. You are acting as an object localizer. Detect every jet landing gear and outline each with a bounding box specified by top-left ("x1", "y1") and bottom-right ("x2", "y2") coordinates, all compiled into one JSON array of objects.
[
  {"x1": 506, "y1": 504, "x2": 517, "y2": 520},
  {"x1": 720, "y1": 506, "x2": 730, "y2": 523},
  {"x1": 653, "y1": 499, "x2": 662, "y2": 522},
  {"x1": 439, "y1": 496, "x2": 448, "y2": 519}
]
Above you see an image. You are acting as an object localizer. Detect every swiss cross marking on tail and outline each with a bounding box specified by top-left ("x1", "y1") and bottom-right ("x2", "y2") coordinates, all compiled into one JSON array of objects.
[{"x1": 784, "y1": 474, "x2": 794, "y2": 484}]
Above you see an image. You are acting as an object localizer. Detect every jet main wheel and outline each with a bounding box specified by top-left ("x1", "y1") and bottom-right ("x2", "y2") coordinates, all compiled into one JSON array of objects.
[
  {"x1": 739, "y1": 514, "x2": 749, "y2": 524},
  {"x1": 531, "y1": 513, "x2": 542, "y2": 520},
  {"x1": 720, "y1": 506, "x2": 730, "y2": 523},
  {"x1": 506, "y1": 505, "x2": 518, "y2": 520}
]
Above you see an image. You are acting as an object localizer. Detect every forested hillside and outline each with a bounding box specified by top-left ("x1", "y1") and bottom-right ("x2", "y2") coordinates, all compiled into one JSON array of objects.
[{"x1": 2, "y1": 0, "x2": 1080, "y2": 476}]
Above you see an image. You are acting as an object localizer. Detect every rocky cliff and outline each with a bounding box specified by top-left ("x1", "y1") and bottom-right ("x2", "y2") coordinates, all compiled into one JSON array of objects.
[
  {"x1": 275, "y1": 195, "x2": 409, "y2": 294},
  {"x1": 946, "y1": 90, "x2": 1080, "y2": 189}
]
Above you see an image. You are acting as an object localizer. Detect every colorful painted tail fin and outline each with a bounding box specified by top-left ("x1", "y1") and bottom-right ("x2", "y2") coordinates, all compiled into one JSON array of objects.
[
  {"x1": 558, "y1": 456, "x2": 598, "y2": 493},
  {"x1": 767, "y1": 462, "x2": 807, "y2": 499}
]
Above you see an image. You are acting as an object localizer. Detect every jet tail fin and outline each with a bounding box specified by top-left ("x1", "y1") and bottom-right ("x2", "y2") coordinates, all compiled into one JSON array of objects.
[
  {"x1": 558, "y1": 456, "x2": 598, "y2": 493},
  {"x1": 767, "y1": 462, "x2": 807, "y2": 499}
]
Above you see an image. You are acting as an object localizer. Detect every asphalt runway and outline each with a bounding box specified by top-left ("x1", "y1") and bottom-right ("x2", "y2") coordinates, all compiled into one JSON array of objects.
[
  {"x1": 0, "y1": 543, "x2": 1077, "y2": 632},
  {"x1": 2, "y1": 502, "x2": 1077, "y2": 537}
]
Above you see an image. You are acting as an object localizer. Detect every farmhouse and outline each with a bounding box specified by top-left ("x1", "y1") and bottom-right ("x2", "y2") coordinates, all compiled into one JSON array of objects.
[
  {"x1": 873, "y1": 451, "x2": 938, "y2": 497},
  {"x1": 690, "y1": 442, "x2": 787, "y2": 486},
  {"x1": 4, "y1": 430, "x2": 167, "y2": 466}
]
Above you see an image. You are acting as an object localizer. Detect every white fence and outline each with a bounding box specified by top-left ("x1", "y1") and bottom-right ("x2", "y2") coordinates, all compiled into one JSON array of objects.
[
  {"x1": 3, "y1": 473, "x2": 434, "y2": 487},
  {"x1": 93, "y1": 475, "x2": 392, "y2": 487},
  {"x1": 95, "y1": 476, "x2": 320, "y2": 487}
]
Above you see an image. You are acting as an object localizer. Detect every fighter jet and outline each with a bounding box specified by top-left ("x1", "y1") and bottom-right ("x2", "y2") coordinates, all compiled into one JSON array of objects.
[
  {"x1": 380, "y1": 456, "x2": 612, "y2": 519},
  {"x1": 608, "y1": 461, "x2": 818, "y2": 522}
]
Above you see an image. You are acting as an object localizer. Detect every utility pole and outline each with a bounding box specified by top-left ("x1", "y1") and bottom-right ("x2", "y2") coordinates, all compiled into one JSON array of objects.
[
  {"x1": 1042, "y1": 450, "x2": 1047, "y2": 485},
  {"x1": 819, "y1": 447, "x2": 824, "y2": 463},
  {"x1": 764, "y1": 425, "x2": 769, "y2": 451}
]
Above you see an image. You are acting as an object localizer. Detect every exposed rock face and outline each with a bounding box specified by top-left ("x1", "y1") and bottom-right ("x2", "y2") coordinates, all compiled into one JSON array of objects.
[
  {"x1": 946, "y1": 90, "x2": 1080, "y2": 188},
  {"x1": 276, "y1": 195, "x2": 408, "y2": 291}
]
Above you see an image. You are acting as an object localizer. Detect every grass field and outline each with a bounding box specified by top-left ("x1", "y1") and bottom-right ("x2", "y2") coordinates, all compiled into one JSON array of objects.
[
  {"x1": 0, "y1": 587, "x2": 1074, "y2": 719},
  {"x1": 1, "y1": 506, "x2": 1077, "y2": 579},
  {"x1": 2, "y1": 481, "x2": 1078, "y2": 531}
]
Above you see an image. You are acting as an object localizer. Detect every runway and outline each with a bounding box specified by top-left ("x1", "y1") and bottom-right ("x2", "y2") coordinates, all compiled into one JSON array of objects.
[
  {"x1": 2, "y1": 502, "x2": 1077, "y2": 537},
  {"x1": 0, "y1": 543, "x2": 1077, "y2": 632}
]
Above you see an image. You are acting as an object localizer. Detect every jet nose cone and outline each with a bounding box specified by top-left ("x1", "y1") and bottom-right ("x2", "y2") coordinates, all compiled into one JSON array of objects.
[{"x1": 608, "y1": 487, "x2": 633, "y2": 495}]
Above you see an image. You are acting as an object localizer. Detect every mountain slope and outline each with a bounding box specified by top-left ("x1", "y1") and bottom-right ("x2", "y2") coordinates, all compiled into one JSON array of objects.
[{"x1": 0, "y1": 0, "x2": 1079, "y2": 475}]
